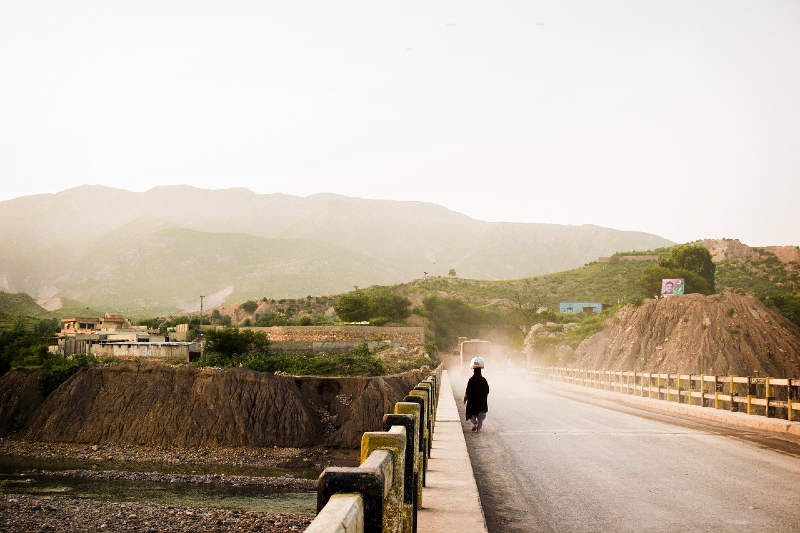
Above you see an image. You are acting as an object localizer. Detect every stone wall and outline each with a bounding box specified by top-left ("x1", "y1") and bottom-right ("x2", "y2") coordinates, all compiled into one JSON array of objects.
[
  {"x1": 201, "y1": 325, "x2": 425, "y2": 344},
  {"x1": 270, "y1": 340, "x2": 406, "y2": 355},
  {"x1": 90, "y1": 343, "x2": 191, "y2": 363}
]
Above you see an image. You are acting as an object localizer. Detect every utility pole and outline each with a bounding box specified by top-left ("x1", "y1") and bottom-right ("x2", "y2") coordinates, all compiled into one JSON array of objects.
[{"x1": 200, "y1": 295, "x2": 205, "y2": 319}]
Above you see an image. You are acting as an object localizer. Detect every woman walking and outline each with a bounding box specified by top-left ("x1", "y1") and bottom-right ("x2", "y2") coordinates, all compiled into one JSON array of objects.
[{"x1": 463, "y1": 356, "x2": 490, "y2": 433}]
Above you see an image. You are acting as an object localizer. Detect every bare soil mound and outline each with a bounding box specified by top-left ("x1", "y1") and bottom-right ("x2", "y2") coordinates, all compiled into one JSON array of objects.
[
  {"x1": 0, "y1": 369, "x2": 44, "y2": 434},
  {"x1": 572, "y1": 293, "x2": 800, "y2": 377},
  {"x1": 7, "y1": 361, "x2": 424, "y2": 448}
]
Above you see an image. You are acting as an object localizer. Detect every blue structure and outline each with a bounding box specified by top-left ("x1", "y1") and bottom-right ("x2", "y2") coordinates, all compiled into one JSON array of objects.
[{"x1": 560, "y1": 302, "x2": 605, "y2": 314}]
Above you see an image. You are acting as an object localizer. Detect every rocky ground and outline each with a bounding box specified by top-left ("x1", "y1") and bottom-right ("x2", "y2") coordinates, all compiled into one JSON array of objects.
[
  {"x1": 0, "y1": 438, "x2": 361, "y2": 532},
  {"x1": 0, "y1": 494, "x2": 312, "y2": 532},
  {"x1": 13, "y1": 468, "x2": 318, "y2": 491},
  {"x1": 0, "y1": 438, "x2": 359, "y2": 470}
]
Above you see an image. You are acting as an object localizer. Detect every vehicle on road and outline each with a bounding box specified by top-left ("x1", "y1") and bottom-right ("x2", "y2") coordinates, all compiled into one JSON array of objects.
[{"x1": 460, "y1": 339, "x2": 491, "y2": 372}]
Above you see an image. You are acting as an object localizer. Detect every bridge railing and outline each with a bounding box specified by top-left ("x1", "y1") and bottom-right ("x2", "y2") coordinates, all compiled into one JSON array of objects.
[
  {"x1": 531, "y1": 366, "x2": 800, "y2": 422},
  {"x1": 306, "y1": 364, "x2": 442, "y2": 533}
]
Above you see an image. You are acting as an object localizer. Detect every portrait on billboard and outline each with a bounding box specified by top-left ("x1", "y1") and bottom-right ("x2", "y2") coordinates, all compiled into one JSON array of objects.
[{"x1": 661, "y1": 278, "x2": 685, "y2": 296}]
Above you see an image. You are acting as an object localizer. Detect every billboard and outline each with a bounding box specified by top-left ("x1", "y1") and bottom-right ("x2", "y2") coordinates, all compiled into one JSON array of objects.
[{"x1": 661, "y1": 278, "x2": 684, "y2": 296}]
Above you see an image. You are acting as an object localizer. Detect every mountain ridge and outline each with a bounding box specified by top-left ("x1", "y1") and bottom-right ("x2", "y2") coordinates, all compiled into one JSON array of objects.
[{"x1": 0, "y1": 186, "x2": 675, "y2": 312}]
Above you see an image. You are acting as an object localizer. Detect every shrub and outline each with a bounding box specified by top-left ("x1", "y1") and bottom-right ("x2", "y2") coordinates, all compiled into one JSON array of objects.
[
  {"x1": 204, "y1": 327, "x2": 270, "y2": 359},
  {"x1": 240, "y1": 300, "x2": 259, "y2": 314},
  {"x1": 335, "y1": 291, "x2": 371, "y2": 322},
  {"x1": 194, "y1": 351, "x2": 232, "y2": 368},
  {"x1": 38, "y1": 353, "x2": 98, "y2": 396}
]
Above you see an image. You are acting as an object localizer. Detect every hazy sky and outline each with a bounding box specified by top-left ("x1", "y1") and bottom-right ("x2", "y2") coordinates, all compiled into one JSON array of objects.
[{"x1": 1, "y1": 1, "x2": 798, "y2": 246}]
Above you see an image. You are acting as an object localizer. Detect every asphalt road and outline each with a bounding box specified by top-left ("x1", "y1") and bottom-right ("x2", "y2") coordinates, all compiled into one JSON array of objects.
[{"x1": 451, "y1": 369, "x2": 800, "y2": 533}]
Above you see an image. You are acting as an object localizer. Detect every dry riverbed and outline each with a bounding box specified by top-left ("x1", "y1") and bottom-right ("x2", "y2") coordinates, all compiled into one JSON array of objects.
[
  {"x1": 1, "y1": 494, "x2": 312, "y2": 532},
  {"x1": 0, "y1": 438, "x2": 359, "y2": 470},
  {"x1": 0, "y1": 438, "x2": 360, "y2": 532}
]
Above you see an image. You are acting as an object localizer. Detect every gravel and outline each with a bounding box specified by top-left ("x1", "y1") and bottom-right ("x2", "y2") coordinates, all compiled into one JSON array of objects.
[
  {"x1": 1, "y1": 494, "x2": 312, "y2": 532},
  {"x1": 17, "y1": 468, "x2": 317, "y2": 491},
  {"x1": 0, "y1": 438, "x2": 361, "y2": 532},
  {"x1": 0, "y1": 438, "x2": 359, "y2": 470}
]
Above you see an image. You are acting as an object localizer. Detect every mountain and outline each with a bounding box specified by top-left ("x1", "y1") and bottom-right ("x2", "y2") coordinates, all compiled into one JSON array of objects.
[{"x1": 0, "y1": 186, "x2": 674, "y2": 312}]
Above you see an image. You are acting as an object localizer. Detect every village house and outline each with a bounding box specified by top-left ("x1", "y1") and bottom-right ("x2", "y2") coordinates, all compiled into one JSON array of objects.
[{"x1": 57, "y1": 313, "x2": 198, "y2": 362}]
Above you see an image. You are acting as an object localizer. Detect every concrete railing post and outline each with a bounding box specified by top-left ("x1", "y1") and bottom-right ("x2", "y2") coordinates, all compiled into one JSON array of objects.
[
  {"x1": 395, "y1": 400, "x2": 423, "y2": 514},
  {"x1": 361, "y1": 427, "x2": 407, "y2": 533},
  {"x1": 403, "y1": 393, "x2": 428, "y2": 488},
  {"x1": 412, "y1": 385, "x2": 433, "y2": 458},
  {"x1": 309, "y1": 365, "x2": 442, "y2": 533},
  {"x1": 317, "y1": 450, "x2": 394, "y2": 533},
  {"x1": 383, "y1": 414, "x2": 417, "y2": 533},
  {"x1": 305, "y1": 494, "x2": 364, "y2": 533}
]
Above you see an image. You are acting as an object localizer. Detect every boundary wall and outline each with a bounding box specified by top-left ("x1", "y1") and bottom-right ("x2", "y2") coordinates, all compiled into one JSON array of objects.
[
  {"x1": 306, "y1": 365, "x2": 442, "y2": 533},
  {"x1": 200, "y1": 325, "x2": 425, "y2": 344},
  {"x1": 532, "y1": 366, "x2": 800, "y2": 425}
]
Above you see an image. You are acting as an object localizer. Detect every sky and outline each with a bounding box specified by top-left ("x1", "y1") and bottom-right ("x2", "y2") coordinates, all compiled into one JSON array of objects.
[{"x1": 1, "y1": 0, "x2": 798, "y2": 246}]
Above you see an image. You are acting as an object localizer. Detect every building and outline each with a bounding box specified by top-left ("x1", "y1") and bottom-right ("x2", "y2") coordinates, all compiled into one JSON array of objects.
[
  {"x1": 559, "y1": 302, "x2": 610, "y2": 314},
  {"x1": 56, "y1": 313, "x2": 196, "y2": 360},
  {"x1": 90, "y1": 341, "x2": 199, "y2": 363}
]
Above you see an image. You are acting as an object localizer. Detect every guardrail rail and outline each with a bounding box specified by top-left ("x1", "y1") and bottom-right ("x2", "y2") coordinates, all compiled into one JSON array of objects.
[
  {"x1": 306, "y1": 364, "x2": 442, "y2": 533},
  {"x1": 531, "y1": 366, "x2": 800, "y2": 421}
]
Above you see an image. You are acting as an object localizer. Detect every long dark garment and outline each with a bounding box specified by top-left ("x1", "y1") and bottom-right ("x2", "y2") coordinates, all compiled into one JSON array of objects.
[{"x1": 464, "y1": 368, "x2": 490, "y2": 420}]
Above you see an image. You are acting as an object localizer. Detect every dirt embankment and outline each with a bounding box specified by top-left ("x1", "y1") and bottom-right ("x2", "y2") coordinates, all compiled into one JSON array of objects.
[
  {"x1": 572, "y1": 293, "x2": 800, "y2": 377},
  {"x1": 1, "y1": 361, "x2": 424, "y2": 448},
  {"x1": 0, "y1": 369, "x2": 44, "y2": 434}
]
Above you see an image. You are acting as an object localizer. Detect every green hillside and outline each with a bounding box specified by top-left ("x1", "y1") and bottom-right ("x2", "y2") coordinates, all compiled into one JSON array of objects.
[
  {"x1": 0, "y1": 292, "x2": 47, "y2": 329},
  {"x1": 396, "y1": 259, "x2": 657, "y2": 311}
]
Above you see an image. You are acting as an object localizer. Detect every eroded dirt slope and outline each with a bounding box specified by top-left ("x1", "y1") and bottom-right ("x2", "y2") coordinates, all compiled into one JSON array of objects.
[
  {"x1": 0, "y1": 369, "x2": 43, "y2": 435},
  {"x1": 572, "y1": 293, "x2": 800, "y2": 377},
  {"x1": 7, "y1": 361, "x2": 424, "y2": 448}
]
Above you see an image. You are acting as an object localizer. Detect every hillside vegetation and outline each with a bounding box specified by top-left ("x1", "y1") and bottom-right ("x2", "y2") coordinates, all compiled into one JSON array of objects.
[{"x1": 0, "y1": 292, "x2": 47, "y2": 329}]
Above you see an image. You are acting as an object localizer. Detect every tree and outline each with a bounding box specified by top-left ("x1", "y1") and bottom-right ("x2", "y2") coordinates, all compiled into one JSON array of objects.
[
  {"x1": 421, "y1": 295, "x2": 488, "y2": 350},
  {"x1": 368, "y1": 290, "x2": 411, "y2": 321},
  {"x1": 509, "y1": 281, "x2": 547, "y2": 332},
  {"x1": 204, "y1": 327, "x2": 270, "y2": 359},
  {"x1": 334, "y1": 291, "x2": 371, "y2": 322},
  {"x1": 335, "y1": 289, "x2": 412, "y2": 323},
  {"x1": 448, "y1": 269, "x2": 457, "y2": 277},
  {"x1": 659, "y1": 244, "x2": 716, "y2": 293},
  {"x1": 240, "y1": 300, "x2": 258, "y2": 314}
]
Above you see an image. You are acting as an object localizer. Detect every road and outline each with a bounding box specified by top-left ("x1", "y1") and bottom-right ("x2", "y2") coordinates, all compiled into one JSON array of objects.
[{"x1": 450, "y1": 369, "x2": 800, "y2": 532}]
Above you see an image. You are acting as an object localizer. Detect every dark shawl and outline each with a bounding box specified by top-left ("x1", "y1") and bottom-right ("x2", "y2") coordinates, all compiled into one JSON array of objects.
[{"x1": 464, "y1": 369, "x2": 489, "y2": 420}]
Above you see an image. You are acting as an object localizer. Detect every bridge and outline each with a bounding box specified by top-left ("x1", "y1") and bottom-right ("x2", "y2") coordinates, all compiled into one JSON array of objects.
[{"x1": 306, "y1": 366, "x2": 800, "y2": 532}]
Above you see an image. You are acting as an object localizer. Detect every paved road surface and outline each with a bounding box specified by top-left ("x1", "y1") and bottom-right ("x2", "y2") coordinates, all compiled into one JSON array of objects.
[{"x1": 451, "y1": 369, "x2": 800, "y2": 532}]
